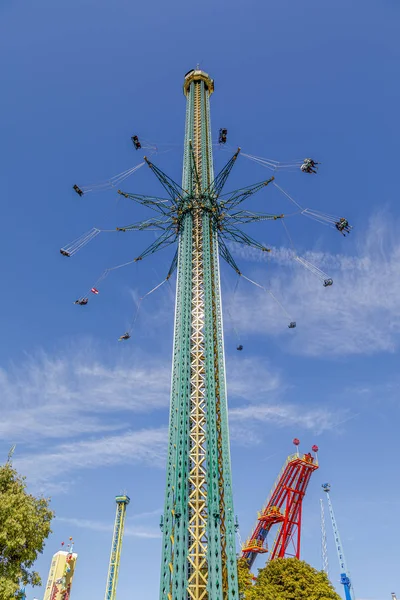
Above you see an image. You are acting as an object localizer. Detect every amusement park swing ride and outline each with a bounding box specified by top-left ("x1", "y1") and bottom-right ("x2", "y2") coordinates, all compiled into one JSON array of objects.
[
  {"x1": 60, "y1": 68, "x2": 353, "y2": 600},
  {"x1": 60, "y1": 126, "x2": 352, "y2": 344}
]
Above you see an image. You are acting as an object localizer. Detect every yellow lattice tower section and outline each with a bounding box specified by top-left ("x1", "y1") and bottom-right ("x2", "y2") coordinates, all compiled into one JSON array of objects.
[
  {"x1": 104, "y1": 495, "x2": 130, "y2": 600},
  {"x1": 187, "y1": 75, "x2": 209, "y2": 600}
]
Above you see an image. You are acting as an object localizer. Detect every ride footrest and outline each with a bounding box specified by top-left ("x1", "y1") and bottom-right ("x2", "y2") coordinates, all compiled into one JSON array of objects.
[{"x1": 242, "y1": 539, "x2": 268, "y2": 554}]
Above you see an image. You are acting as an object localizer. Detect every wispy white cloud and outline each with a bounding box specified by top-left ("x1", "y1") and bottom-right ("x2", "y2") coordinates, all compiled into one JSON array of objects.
[
  {"x1": 130, "y1": 508, "x2": 164, "y2": 520},
  {"x1": 0, "y1": 352, "x2": 283, "y2": 448},
  {"x1": 228, "y1": 212, "x2": 400, "y2": 356},
  {"x1": 3, "y1": 348, "x2": 346, "y2": 492},
  {"x1": 0, "y1": 347, "x2": 172, "y2": 492},
  {"x1": 0, "y1": 277, "x2": 363, "y2": 495},
  {"x1": 227, "y1": 357, "x2": 283, "y2": 400},
  {"x1": 14, "y1": 395, "x2": 337, "y2": 488},
  {"x1": 14, "y1": 427, "x2": 168, "y2": 491},
  {"x1": 226, "y1": 358, "x2": 354, "y2": 442},
  {"x1": 56, "y1": 516, "x2": 161, "y2": 539},
  {"x1": 230, "y1": 403, "x2": 344, "y2": 435},
  {"x1": 0, "y1": 348, "x2": 170, "y2": 442}
]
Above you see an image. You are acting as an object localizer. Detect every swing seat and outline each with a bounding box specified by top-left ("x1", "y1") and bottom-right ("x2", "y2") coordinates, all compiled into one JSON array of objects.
[{"x1": 73, "y1": 184, "x2": 84, "y2": 196}]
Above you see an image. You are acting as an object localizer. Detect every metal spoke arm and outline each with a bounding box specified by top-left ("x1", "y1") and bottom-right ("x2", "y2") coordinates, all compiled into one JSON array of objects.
[
  {"x1": 189, "y1": 141, "x2": 202, "y2": 194},
  {"x1": 224, "y1": 210, "x2": 284, "y2": 224},
  {"x1": 218, "y1": 237, "x2": 242, "y2": 275},
  {"x1": 219, "y1": 176, "x2": 275, "y2": 210},
  {"x1": 116, "y1": 217, "x2": 171, "y2": 232},
  {"x1": 144, "y1": 156, "x2": 185, "y2": 206},
  {"x1": 133, "y1": 228, "x2": 177, "y2": 262},
  {"x1": 166, "y1": 249, "x2": 178, "y2": 279},
  {"x1": 117, "y1": 190, "x2": 172, "y2": 216},
  {"x1": 206, "y1": 148, "x2": 240, "y2": 200},
  {"x1": 222, "y1": 226, "x2": 271, "y2": 253}
]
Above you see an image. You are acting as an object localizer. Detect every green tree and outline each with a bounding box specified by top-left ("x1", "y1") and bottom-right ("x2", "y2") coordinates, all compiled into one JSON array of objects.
[
  {"x1": 237, "y1": 557, "x2": 255, "y2": 600},
  {"x1": 251, "y1": 558, "x2": 341, "y2": 600},
  {"x1": 0, "y1": 462, "x2": 54, "y2": 599}
]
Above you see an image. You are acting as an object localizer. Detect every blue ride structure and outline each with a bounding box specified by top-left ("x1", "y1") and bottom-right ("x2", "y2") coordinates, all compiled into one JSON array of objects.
[{"x1": 322, "y1": 483, "x2": 355, "y2": 600}]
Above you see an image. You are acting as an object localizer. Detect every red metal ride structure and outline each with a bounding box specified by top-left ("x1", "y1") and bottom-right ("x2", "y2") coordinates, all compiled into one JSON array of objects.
[{"x1": 242, "y1": 439, "x2": 319, "y2": 569}]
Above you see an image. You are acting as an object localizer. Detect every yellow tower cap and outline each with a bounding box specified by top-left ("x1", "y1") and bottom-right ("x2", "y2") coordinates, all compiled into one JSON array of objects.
[{"x1": 183, "y1": 69, "x2": 214, "y2": 96}]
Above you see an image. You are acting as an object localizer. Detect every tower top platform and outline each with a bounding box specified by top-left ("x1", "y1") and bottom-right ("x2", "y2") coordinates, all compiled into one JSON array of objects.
[
  {"x1": 115, "y1": 494, "x2": 130, "y2": 504},
  {"x1": 183, "y1": 68, "x2": 214, "y2": 96}
]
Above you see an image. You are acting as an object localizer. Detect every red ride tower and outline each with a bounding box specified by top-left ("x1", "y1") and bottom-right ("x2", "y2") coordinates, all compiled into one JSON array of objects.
[{"x1": 242, "y1": 440, "x2": 319, "y2": 568}]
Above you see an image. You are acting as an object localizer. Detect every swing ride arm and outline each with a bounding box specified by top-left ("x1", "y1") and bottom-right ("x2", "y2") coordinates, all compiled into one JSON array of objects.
[
  {"x1": 222, "y1": 225, "x2": 271, "y2": 253},
  {"x1": 220, "y1": 177, "x2": 275, "y2": 210},
  {"x1": 144, "y1": 156, "x2": 185, "y2": 206},
  {"x1": 116, "y1": 218, "x2": 171, "y2": 232},
  {"x1": 218, "y1": 237, "x2": 242, "y2": 275},
  {"x1": 166, "y1": 249, "x2": 178, "y2": 279},
  {"x1": 117, "y1": 190, "x2": 173, "y2": 216},
  {"x1": 226, "y1": 210, "x2": 284, "y2": 224},
  {"x1": 118, "y1": 190, "x2": 171, "y2": 215},
  {"x1": 133, "y1": 228, "x2": 177, "y2": 262},
  {"x1": 206, "y1": 148, "x2": 241, "y2": 200},
  {"x1": 188, "y1": 141, "x2": 202, "y2": 194}
]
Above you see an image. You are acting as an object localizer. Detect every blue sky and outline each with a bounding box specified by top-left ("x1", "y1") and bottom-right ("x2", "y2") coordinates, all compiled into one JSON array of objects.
[{"x1": 1, "y1": 0, "x2": 399, "y2": 599}]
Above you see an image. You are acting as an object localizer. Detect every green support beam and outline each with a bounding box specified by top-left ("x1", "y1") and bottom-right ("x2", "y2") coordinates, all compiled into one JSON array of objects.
[
  {"x1": 115, "y1": 69, "x2": 283, "y2": 600},
  {"x1": 159, "y1": 69, "x2": 239, "y2": 600}
]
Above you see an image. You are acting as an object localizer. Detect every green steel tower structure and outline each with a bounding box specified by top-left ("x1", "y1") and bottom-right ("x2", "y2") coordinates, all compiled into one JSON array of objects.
[
  {"x1": 65, "y1": 67, "x2": 287, "y2": 600},
  {"x1": 120, "y1": 68, "x2": 274, "y2": 600},
  {"x1": 62, "y1": 62, "x2": 346, "y2": 600},
  {"x1": 158, "y1": 69, "x2": 239, "y2": 600}
]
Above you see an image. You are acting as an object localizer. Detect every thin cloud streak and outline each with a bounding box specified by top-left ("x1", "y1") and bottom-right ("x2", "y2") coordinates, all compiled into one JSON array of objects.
[
  {"x1": 56, "y1": 516, "x2": 161, "y2": 539},
  {"x1": 3, "y1": 348, "x2": 349, "y2": 492},
  {"x1": 227, "y1": 357, "x2": 283, "y2": 400},
  {"x1": 227, "y1": 212, "x2": 400, "y2": 356},
  {"x1": 14, "y1": 428, "x2": 168, "y2": 490},
  {"x1": 0, "y1": 349, "x2": 171, "y2": 442},
  {"x1": 230, "y1": 403, "x2": 343, "y2": 435}
]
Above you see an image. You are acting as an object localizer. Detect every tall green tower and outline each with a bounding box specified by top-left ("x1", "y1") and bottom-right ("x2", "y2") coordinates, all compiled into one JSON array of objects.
[
  {"x1": 64, "y1": 62, "x2": 337, "y2": 600},
  {"x1": 64, "y1": 68, "x2": 277, "y2": 599},
  {"x1": 159, "y1": 69, "x2": 239, "y2": 600},
  {"x1": 77, "y1": 65, "x2": 275, "y2": 599}
]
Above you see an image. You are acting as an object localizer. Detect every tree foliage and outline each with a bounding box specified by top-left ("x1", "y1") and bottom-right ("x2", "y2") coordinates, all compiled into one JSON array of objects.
[
  {"x1": 237, "y1": 557, "x2": 255, "y2": 599},
  {"x1": 238, "y1": 557, "x2": 341, "y2": 600},
  {"x1": 0, "y1": 463, "x2": 54, "y2": 599}
]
